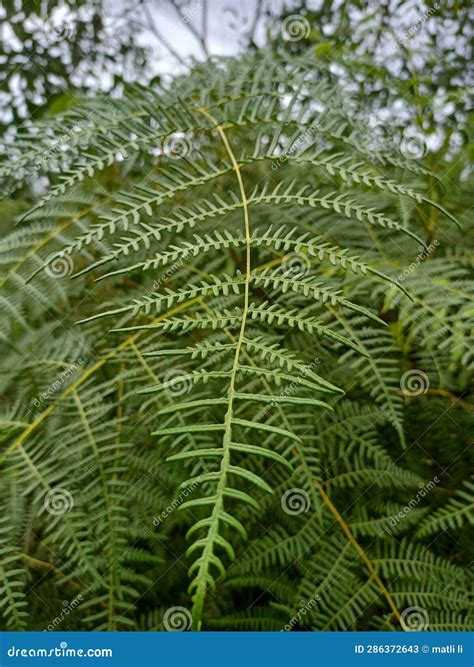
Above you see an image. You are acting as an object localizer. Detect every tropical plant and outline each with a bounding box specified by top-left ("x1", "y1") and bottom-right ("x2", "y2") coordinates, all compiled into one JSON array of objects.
[{"x1": 0, "y1": 49, "x2": 472, "y2": 632}]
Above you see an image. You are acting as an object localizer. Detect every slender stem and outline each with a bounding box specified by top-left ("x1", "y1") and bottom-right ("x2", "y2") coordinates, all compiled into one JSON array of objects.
[
  {"x1": 317, "y1": 483, "x2": 402, "y2": 624},
  {"x1": 190, "y1": 107, "x2": 251, "y2": 629}
]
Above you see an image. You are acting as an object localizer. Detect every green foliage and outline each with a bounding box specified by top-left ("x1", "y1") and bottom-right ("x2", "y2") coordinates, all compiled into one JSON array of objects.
[{"x1": 0, "y1": 49, "x2": 472, "y2": 632}]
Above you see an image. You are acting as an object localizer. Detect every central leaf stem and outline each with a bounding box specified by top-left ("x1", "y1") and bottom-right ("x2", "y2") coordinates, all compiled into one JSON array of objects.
[{"x1": 190, "y1": 108, "x2": 252, "y2": 628}]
